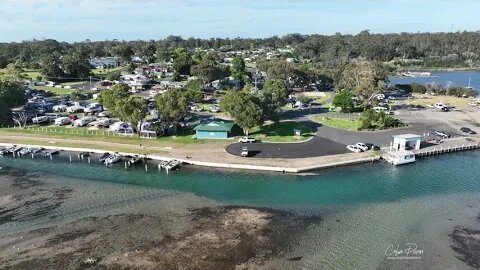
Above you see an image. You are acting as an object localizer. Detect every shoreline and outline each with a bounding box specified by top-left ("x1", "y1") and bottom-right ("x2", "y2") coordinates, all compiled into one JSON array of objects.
[{"x1": 0, "y1": 142, "x2": 380, "y2": 173}]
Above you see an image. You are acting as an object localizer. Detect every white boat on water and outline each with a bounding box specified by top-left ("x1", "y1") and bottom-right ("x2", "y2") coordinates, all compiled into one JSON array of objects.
[
  {"x1": 165, "y1": 160, "x2": 181, "y2": 170},
  {"x1": 105, "y1": 154, "x2": 121, "y2": 164},
  {"x1": 386, "y1": 150, "x2": 416, "y2": 165},
  {"x1": 18, "y1": 148, "x2": 32, "y2": 156},
  {"x1": 402, "y1": 71, "x2": 432, "y2": 77},
  {"x1": 160, "y1": 160, "x2": 170, "y2": 168}
]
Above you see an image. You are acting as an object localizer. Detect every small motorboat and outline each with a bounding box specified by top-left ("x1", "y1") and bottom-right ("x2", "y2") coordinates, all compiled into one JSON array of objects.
[
  {"x1": 128, "y1": 155, "x2": 142, "y2": 165},
  {"x1": 165, "y1": 160, "x2": 181, "y2": 170},
  {"x1": 18, "y1": 148, "x2": 32, "y2": 156},
  {"x1": 0, "y1": 146, "x2": 15, "y2": 155},
  {"x1": 31, "y1": 147, "x2": 44, "y2": 154},
  {"x1": 160, "y1": 160, "x2": 170, "y2": 168},
  {"x1": 11, "y1": 146, "x2": 23, "y2": 153},
  {"x1": 99, "y1": 153, "x2": 111, "y2": 162},
  {"x1": 44, "y1": 149, "x2": 60, "y2": 156},
  {"x1": 105, "y1": 153, "x2": 121, "y2": 164}
]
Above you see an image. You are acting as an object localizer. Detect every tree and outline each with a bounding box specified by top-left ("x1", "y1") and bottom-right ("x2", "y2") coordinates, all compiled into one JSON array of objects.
[
  {"x1": 332, "y1": 90, "x2": 355, "y2": 112},
  {"x1": 97, "y1": 84, "x2": 130, "y2": 117},
  {"x1": 62, "y1": 48, "x2": 91, "y2": 78},
  {"x1": 112, "y1": 44, "x2": 134, "y2": 64},
  {"x1": 4, "y1": 61, "x2": 25, "y2": 82},
  {"x1": 230, "y1": 56, "x2": 248, "y2": 84},
  {"x1": 118, "y1": 96, "x2": 147, "y2": 130},
  {"x1": 0, "y1": 100, "x2": 12, "y2": 126},
  {"x1": 220, "y1": 90, "x2": 263, "y2": 136},
  {"x1": 411, "y1": 83, "x2": 427, "y2": 94},
  {"x1": 336, "y1": 59, "x2": 388, "y2": 102},
  {"x1": 190, "y1": 58, "x2": 228, "y2": 83},
  {"x1": 172, "y1": 48, "x2": 193, "y2": 76},
  {"x1": 0, "y1": 81, "x2": 27, "y2": 108},
  {"x1": 154, "y1": 89, "x2": 190, "y2": 134},
  {"x1": 263, "y1": 79, "x2": 288, "y2": 107},
  {"x1": 106, "y1": 71, "x2": 121, "y2": 81},
  {"x1": 41, "y1": 54, "x2": 64, "y2": 79},
  {"x1": 185, "y1": 79, "x2": 204, "y2": 101},
  {"x1": 12, "y1": 111, "x2": 27, "y2": 128}
]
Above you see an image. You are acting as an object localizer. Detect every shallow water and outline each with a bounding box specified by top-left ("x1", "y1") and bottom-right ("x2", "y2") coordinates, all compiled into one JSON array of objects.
[{"x1": 1, "y1": 151, "x2": 480, "y2": 269}]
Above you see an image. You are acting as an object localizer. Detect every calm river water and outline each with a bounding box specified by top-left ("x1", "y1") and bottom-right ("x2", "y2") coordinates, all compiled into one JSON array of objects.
[{"x1": 1, "y1": 150, "x2": 480, "y2": 269}]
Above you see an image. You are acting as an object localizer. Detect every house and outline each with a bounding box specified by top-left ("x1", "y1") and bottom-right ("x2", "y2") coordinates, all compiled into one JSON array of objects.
[
  {"x1": 194, "y1": 121, "x2": 234, "y2": 139},
  {"x1": 89, "y1": 57, "x2": 118, "y2": 69}
]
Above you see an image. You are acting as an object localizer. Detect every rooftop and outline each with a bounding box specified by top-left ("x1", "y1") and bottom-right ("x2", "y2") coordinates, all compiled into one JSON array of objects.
[
  {"x1": 393, "y1": 134, "x2": 422, "y2": 139},
  {"x1": 194, "y1": 121, "x2": 234, "y2": 132}
]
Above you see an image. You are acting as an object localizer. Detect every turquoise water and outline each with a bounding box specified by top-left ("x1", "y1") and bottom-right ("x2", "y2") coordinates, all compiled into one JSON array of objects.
[{"x1": 1, "y1": 151, "x2": 479, "y2": 209}]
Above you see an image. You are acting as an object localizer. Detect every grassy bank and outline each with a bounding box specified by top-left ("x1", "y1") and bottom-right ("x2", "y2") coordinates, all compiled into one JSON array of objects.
[
  {"x1": 310, "y1": 116, "x2": 361, "y2": 131},
  {"x1": 0, "y1": 127, "x2": 202, "y2": 146},
  {"x1": 250, "y1": 121, "x2": 315, "y2": 142}
]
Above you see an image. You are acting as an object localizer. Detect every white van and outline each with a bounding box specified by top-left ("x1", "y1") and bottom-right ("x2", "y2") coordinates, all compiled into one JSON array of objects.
[{"x1": 373, "y1": 106, "x2": 388, "y2": 113}]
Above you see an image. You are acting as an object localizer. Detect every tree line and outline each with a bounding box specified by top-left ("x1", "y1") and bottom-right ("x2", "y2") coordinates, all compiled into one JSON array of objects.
[{"x1": 2, "y1": 31, "x2": 480, "y2": 72}]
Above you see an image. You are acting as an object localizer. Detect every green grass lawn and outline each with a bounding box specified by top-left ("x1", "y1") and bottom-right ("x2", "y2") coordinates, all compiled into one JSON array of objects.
[
  {"x1": 250, "y1": 121, "x2": 315, "y2": 142},
  {"x1": 0, "y1": 126, "x2": 201, "y2": 146},
  {"x1": 91, "y1": 67, "x2": 125, "y2": 76},
  {"x1": 310, "y1": 115, "x2": 361, "y2": 131}
]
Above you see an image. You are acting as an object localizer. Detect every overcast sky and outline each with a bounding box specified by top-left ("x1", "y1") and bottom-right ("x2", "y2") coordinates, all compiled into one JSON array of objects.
[{"x1": 1, "y1": 0, "x2": 479, "y2": 42}]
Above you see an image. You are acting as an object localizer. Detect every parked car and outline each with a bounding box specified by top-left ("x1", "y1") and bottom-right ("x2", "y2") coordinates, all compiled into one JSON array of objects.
[
  {"x1": 210, "y1": 105, "x2": 220, "y2": 113},
  {"x1": 238, "y1": 136, "x2": 256, "y2": 143},
  {"x1": 435, "y1": 130, "x2": 450, "y2": 138},
  {"x1": 355, "y1": 143, "x2": 369, "y2": 151},
  {"x1": 460, "y1": 127, "x2": 476, "y2": 134},
  {"x1": 241, "y1": 147, "x2": 249, "y2": 157},
  {"x1": 347, "y1": 145, "x2": 362, "y2": 153},
  {"x1": 365, "y1": 143, "x2": 381, "y2": 151}
]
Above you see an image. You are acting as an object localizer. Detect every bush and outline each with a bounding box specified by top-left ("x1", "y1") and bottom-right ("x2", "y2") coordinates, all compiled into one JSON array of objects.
[
  {"x1": 359, "y1": 108, "x2": 402, "y2": 130},
  {"x1": 411, "y1": 83, "x2": 427, "y2": 94}
]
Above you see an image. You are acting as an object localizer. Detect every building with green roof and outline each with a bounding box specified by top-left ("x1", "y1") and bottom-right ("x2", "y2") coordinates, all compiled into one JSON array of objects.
[{"x1": 194, "y1": 121, "x2": 235, "y2": 139}]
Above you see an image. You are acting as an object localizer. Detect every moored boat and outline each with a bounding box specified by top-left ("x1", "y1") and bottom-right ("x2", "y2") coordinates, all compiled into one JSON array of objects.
[
  {"x1": 165, "y1": 160, "x2": 181, "y2": 170},
  {"x1": 105, "y1": 153, "x2": 121, "y2": 164},
  {"x1": 160, "y1": 160, "x2": 170, "y2": 168},
  {"x1": 99, "y1": 153, "x2": 111, "y2": 162},
  {"x1": 31, "y1": 147, "x2": 44, "y2": 154},
  {"x1": 128, "y1": 155, "x2": 142, "y2": 165},
  {"x1": 43, "y1": 149, "x2": 60, "y2": 156}
]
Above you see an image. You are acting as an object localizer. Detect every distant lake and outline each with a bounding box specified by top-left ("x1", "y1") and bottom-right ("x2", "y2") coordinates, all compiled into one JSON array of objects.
[{"x1": 389, "y1": 71, "x2": 480, "y2": 93}]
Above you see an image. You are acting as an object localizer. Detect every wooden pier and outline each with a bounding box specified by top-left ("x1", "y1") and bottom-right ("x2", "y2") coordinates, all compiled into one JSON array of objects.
[{"x1": 413, "y1": 138, "x2": 480, "y2": 158}]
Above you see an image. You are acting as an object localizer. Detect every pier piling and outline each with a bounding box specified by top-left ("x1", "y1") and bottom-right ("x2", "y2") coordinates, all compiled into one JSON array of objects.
[
  {"x1": 87, "y1": 157, "x2": 91, "y2": 164},
  {"x1": 145, "y1": 164, "x2": 148, "y2": 172},
  {"x1": 69, "y1": 155, "x2": 72, "y2": 163}
]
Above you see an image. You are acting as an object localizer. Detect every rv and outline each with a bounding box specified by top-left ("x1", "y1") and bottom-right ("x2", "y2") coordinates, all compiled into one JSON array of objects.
[
  {"x1": 54, "y1": 117, "x2": 71, "y2": 126},
  {"x1": 73, "y1": 117, "x2": 95, "y2": 127}
]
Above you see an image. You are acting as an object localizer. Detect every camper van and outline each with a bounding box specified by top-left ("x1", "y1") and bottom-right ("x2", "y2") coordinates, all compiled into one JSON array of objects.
[
  {"x1": 73, "y1": 117, "x2": 95, "y2": 127},
  {"x1": 54, "y1": 117, "x2": 71, "y2": 126}
]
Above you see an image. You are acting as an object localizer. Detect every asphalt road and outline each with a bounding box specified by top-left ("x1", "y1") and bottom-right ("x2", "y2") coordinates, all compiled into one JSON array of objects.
[{"x1": 225, "y1": 136, "x2": 349, "y2": 158}]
